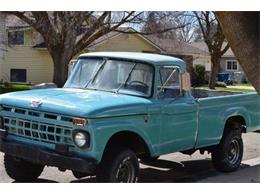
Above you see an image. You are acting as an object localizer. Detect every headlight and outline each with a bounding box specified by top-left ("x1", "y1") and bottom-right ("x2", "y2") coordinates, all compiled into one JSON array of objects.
[{"x1": 73, "y1": 130, "x2": 90, "y2": 148}]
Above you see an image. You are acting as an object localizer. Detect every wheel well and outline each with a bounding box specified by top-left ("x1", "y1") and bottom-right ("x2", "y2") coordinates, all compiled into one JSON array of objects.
[
  {"x1": 102, "y1": 131, "x2": 150, "y2": 158},
  {"x1": 224, "y1": 116, "x2": 246, "y2": 135}
]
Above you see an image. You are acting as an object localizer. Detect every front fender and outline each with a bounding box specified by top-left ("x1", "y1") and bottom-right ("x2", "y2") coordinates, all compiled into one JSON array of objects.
[{"x1": 90, "y1": 116, "x2": 156, "y2": 162}]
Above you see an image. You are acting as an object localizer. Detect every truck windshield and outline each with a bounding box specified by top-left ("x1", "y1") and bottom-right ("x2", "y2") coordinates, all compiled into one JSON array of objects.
[{"x1": 64, "y1": 58, "x2": 154, "y2": 97}]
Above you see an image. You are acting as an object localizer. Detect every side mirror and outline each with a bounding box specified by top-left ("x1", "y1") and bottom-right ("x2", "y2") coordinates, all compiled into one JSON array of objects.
[{"x1": 181, "y1": 72, "x2": 191, "y2": 92}]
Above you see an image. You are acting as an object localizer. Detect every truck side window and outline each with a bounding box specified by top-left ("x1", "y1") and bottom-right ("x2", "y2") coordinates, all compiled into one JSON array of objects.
[{"x1": 158, "y1": 67, "x2": 181, "y2": 99}]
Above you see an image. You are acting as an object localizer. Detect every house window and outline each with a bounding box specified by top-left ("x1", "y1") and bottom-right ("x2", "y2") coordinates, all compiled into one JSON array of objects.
[
  {"x1": 8, "y1": 31, "x2": 24, "y2": 45},
  {"x1": 10, "y1": 69, "x2": 27, "y2": 83},
  {"x1": 226, "y1": 60, "x2": 239, "y2": 71}
]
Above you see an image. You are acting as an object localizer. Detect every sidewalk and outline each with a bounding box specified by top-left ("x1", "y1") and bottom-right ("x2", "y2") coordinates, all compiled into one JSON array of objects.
[
  {"x1": 227, "y1": 86, "x2": 255, "y2": 90},
  {"x1": 198, "y1": 157, "x2": 260, "y2": 183}
]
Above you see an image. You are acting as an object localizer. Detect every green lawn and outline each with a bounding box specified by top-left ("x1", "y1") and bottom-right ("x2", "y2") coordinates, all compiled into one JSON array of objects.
[
  {"x1": 195, "y1": 86, "x2": 256, "y2": 93},
  {"x1": 233, "y1": 83, "x2": 253, "y2": 87},
  {"x1": 0, "y1": 84, "x2": 31, "y2": 94}
]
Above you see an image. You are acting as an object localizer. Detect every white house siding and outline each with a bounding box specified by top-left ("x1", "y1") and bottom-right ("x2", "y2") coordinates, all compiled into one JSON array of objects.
[
  {"x1": 193, "y1": 55, "x2": 211, "y2": 71},
  {"x1": 0, "y1": 13, "x2": 7, "y2": 80}
]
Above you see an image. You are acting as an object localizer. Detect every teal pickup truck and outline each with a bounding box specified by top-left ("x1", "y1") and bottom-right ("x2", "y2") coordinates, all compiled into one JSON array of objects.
[{"x1": 0, "y1": 52, "x2": 259, "y2": 182}]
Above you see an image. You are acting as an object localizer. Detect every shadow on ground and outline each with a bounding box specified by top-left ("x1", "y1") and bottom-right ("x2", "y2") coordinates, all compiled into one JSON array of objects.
[
  {"x1": 73, "y1": 158, "x2": 219, "y2": 183},
  {"x1": 12, "y1": 158, "x2": 251, "y2": 183}
]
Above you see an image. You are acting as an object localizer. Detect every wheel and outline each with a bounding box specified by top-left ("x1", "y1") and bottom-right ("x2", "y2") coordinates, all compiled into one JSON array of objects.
[
  {"x1": 211, "y1": 130, "x2": 243, "y2": 172},
  {"x1": 97, "y1": 147, "x2": 139, "y2": 183},
  {"x1": 4, "y1": 154, "x2": 44, "y2": 182},
  {"x1": 140, "y1": 156, "x2": 159, "y2": 163}
]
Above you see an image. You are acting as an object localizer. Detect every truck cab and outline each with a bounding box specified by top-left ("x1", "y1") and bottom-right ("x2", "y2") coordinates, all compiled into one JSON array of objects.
[{"x1": 0, "y1": 52, "x2": 259, "y2": 182}]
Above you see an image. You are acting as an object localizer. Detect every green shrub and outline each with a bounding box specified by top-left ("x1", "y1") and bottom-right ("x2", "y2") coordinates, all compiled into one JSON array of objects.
[
  {"x1": 0, "y1": 84, "x2": 31, "y2": 94},
  {"x1": 194, "y1": 64, "x2": 206, "y2": 86}
]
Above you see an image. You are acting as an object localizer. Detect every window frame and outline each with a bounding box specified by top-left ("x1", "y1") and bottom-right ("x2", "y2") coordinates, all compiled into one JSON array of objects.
[
  {"x1": 158, "y1": 66, "x2": 183, "y2": 99},
  {"x1": 8, "y1": 30, "x2": 25, "y2": 45},
  {"x1": 10, "y1": 68, "x2": 27, "y2": 83},
  {"x1": 226, "y1": 60, "x2": 239, "y2": 71}
]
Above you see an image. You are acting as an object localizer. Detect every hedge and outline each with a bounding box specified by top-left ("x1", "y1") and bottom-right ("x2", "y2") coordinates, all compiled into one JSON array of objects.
[{"x1": 0, "y1": 84, "x2": 31, "y2": 94}]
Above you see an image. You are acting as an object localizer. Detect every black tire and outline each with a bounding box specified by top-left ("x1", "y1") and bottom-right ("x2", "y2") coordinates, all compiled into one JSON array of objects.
[
  {"x1": 211, "y1": 130, "x2": 243, "y2": 172},
  {"x1": 140, "y1": 156, "x2": 159, "y2": 163},
  {"x1": 4, "y1": 154, "x2": 44, "y2": 182},
  {"x1": 97, "y1": 147, "x2": 139, "y2": 183}
]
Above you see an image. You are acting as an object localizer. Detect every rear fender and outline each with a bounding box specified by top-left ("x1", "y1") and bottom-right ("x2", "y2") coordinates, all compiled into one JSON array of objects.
[{"x1": 221, "y1": 107, "x2": 250, "y2": 133}]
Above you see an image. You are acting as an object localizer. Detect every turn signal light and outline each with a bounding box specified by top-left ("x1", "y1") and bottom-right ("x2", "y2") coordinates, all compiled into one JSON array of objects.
[{"x1": 73, "y1": 118, "x2": 88, "y2": 126}]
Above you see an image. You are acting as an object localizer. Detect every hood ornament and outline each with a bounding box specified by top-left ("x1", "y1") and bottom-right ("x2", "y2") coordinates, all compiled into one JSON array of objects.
[{"x1": 30, "y1": 100, "x2": 42, "y2": 108}]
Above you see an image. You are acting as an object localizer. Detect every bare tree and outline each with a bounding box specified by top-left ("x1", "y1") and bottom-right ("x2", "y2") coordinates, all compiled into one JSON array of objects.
[
  {"x1": 142, "y1": 12, "x2": 202, "y2": 43},
  {"x1": 6, "y1": 11, "x2": 185, "y2": 87},
  {"x1": 174, "y1": 12, "x2": 198, "y2": 43},
  {"x1": 194, "y1": 11, "x2": 230, "y2": 89},
  {"x1": 3, "y1": 12, "x2": 140, "y2": 86},
  {"x1": 216, "y1": 12, "x2": 260, "y2": 93},
  {"x1": 142, "y1": 12, "x2": 181, "y2": 39}
]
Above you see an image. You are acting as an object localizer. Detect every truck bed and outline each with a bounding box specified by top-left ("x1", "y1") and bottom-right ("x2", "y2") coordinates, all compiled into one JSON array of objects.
[
  {"x1": 191, "y1": 88, "x2": 243, "y2": 99},
  {"x1": 193, "y1": 90, "x2": 260, "y2": 148}
]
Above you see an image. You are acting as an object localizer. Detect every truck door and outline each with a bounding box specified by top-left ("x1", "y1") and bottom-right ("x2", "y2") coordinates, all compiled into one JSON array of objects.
[{"x1": 157, "y1": 66, "x2": 198, "y2": 154}]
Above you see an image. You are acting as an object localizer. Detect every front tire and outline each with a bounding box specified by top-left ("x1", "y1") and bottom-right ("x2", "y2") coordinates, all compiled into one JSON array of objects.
[
  {"x1": 97, "y1": 147, "x2": 139, "y2": 183},
  {"x1": 4, "y1": 154, "x2": 44, "y2": 182},
  {"x1": 211, "y1": 130, "x2": 243, "y2": 172}
]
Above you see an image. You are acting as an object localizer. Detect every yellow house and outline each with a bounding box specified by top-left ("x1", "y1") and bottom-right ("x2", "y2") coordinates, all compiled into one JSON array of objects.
[
  {"x1": 0, "y1": 15, "x2": 209, "y2": 85},
  {"x1": 0, "y1": 19, "x2": 161, "y2": 84}
]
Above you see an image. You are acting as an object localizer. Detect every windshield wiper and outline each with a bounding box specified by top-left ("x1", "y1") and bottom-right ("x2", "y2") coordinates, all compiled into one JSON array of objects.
[
  {"x1": 84, "y1": 59, "x2": 107, "y2": 88},
  {"x1": 116, "y1": 63, "x2": 137, "y2": 94},
  {"x1": 158, "y1": 69, "x2": 177, "y2": 93}
]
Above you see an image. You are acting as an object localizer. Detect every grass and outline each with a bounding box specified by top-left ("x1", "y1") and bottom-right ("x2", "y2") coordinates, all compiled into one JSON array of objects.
[
  {"x1": 0, "y1": 83, "x2": 31, "y2": 94},
  {"x1": 195, "y1": 85, "x2": 256, "y2": 93},
  {"x1": 233, "y1": 83, "x2": 253, "y2": 87}
]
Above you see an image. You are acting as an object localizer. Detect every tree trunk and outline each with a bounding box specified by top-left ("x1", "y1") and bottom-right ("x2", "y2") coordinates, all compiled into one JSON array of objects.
[
  {"x1": 209, "y1": 56, "x2": 221, "y2": 89},
  {"x1": 216, "y1": 12, "x2": 260, "y2": 93},
  {"x1": 50, "y1": 50, "x2": 72, "y2": 87}
]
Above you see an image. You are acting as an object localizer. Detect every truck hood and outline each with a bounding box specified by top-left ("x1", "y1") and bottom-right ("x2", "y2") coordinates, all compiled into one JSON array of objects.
[{"x1": 0, "y1": 88, "x2": 152, "y2": 118}]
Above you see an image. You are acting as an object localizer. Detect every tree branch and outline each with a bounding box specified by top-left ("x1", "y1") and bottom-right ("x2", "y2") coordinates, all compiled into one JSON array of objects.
[
  {"x1": 5, "y1": 11, "x2": 36, "y2": 27},
  {"x1": 113, "y1": 25, "x2": 185, "y2": 35},
  {"x1": 220, "y1": 42, "x2": 230, "y2": 55},
  {"x1": 73, "y1": 11, "x2": 136, "y2": 55}
]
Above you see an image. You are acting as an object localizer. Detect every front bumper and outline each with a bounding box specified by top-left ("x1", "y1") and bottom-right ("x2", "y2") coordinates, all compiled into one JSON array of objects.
[{"x1": 0, "y1": 129, "x2": 97, "y2": 174}]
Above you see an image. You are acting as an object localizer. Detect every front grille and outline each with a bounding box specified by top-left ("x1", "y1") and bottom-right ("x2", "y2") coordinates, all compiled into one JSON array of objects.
[
  {"x1": 3, "y1": 116, "x2": 74, "y2": 146},
  {"x1": 2, "y1": 106, "x2": 73, "y2": 123},
  {"x1": 1, "y1": 105, "x2": 75, "y2": 147}
]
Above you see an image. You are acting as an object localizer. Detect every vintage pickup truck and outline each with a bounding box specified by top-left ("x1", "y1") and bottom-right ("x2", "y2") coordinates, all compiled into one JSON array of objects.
[{"x1": 0, "y1": 52, "x2": 259, "y2": 182}]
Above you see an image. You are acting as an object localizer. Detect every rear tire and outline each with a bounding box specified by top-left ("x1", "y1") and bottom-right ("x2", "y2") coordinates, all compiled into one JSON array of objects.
[
  {"x1": 211, "y1": 130, "x2": 243, "y2": 172},
  {"x1": 4, "y1": 154, "x2": 44, "y2": 182},
  {"x1": 97, "y1": 147, "x2": 139, "y2": 183}
]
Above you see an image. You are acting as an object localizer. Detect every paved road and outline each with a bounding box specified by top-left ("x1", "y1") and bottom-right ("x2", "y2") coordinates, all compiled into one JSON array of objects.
[{"x1": 0, "y1": 132, "x2": 259, "y2": 183}]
